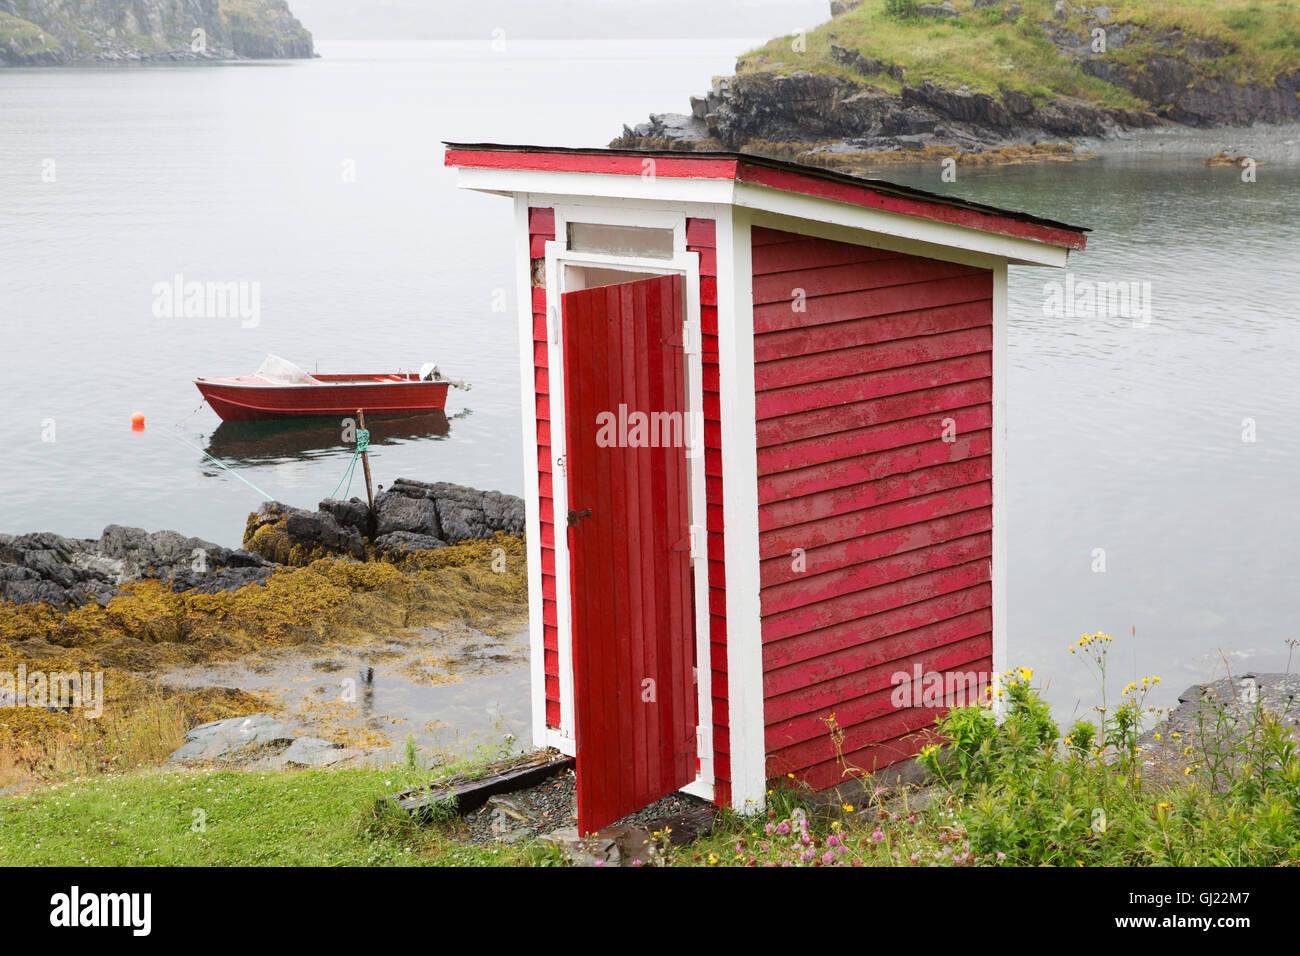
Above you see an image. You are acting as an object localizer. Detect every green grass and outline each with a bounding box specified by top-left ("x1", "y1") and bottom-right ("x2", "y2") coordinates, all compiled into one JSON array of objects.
[
  {"x1": 0, "y1": 11, "x2": 62, "y2": 53},
  {"x1": 742, "y1": 0, "x2": 1300, "y2": 107},
  {"x1": 0, "y1": 764, "x2": 562, "y2": 866}
]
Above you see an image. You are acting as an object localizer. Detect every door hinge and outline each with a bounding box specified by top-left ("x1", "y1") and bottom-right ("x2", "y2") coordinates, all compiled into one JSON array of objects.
[
  {"x1": 671, "y1": 525, "x2": 704, "y2": 560},
  {"x1": 681, "y1": 323, "x2": 699, "y2": 356}
]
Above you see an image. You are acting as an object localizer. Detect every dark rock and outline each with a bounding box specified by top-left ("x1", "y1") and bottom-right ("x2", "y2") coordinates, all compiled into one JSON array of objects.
[
  {"x1": 615, "y1": 68, "x2": 1159, "y2": 159},
  {"x1": 374, "y1": 531, "x2": 448, "y2": 554},
  {"x1": 284, "y1": 510, "x2": 365, "y2": 560},
  {"x1": 0, "y1": 525, "x2": 275, "y2": 609},
  {"x1": 374, "y1": 494, "x2": 441, "y2": 538},
  {"x1": 319, "y1": 497, "x2": 373, "y2": 535},
  {"x1": 1002, "y1": 89, "x2": 1035, "y2": 117}
]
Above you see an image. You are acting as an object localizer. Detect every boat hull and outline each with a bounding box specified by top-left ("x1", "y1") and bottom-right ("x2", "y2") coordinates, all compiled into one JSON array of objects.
[{"x1": 195, "y1": 376, "x2": 451, "y2": 422}]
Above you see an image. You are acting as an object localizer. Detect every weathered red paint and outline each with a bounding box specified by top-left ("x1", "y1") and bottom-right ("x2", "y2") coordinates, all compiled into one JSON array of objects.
[
  {"x1": 529, "y1": 208, "x2": 561, "y2": 730},
  {"x1": 562, "y1": 274, "x2": 696, "y2": 835},
  {"x1": 446, "y1": 147, "x2": 741, "y2": 181},
  {"x1": 754, "y1": 228, "x2": 994, "y2": 792}
]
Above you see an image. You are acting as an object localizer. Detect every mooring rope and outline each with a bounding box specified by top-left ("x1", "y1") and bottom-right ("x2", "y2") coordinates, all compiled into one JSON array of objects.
[
  {"x1": 162, "y1": 429, "x2": 276, "y2": 501},
  {"x1": 172, "y1": 399, "x2": 209, "y2": 427},
  {"x1": 328, "y1": 428, "x2": 369, "y2": 502}
]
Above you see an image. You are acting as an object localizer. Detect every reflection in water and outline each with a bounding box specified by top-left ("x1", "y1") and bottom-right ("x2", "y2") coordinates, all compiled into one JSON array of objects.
[{"x1": 204, "y1": 410, "x2": 454, "y2": 465}]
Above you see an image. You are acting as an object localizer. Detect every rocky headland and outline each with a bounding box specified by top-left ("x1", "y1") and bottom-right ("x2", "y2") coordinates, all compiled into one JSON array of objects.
[
  {"x1": 0, "y1": 0, "x2": 315, "y2": 65},
  {"x1": 614, "y1": 1, "x2": 1300, "y2": 166}
]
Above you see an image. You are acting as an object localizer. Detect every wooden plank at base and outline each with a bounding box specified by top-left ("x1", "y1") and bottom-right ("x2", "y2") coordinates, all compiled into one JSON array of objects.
[{"x1": 380, "y1": 751, "x2": 573, "y2": 821}]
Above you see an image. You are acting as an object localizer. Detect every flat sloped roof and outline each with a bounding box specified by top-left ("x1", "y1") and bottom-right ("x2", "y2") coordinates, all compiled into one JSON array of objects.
[{"x1": 444, "y1": 142, "x2": 1089, "y2": 251}]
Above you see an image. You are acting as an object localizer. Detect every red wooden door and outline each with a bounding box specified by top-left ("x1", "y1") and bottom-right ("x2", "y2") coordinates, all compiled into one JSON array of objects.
[{"x1": 562, "y1": 273, "x2": 697, "y2": 835}]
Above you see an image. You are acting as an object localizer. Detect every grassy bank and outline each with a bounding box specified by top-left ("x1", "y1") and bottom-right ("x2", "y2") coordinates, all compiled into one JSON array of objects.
[
  {"x1": 0, "y1": 764, "x2": 557, "y2": 866},
  {"x1": 743, "y1": 0, "x2": 1300, "y2": 105}
]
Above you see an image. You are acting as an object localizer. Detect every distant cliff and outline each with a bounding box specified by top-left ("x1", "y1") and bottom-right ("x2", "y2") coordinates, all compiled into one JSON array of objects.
[
  {"x1": 614, "y1": 1, "x2": 1300, "y2": 164},
  {"x1": 0, "y1": 0, "x2": 314, "y2": 65}
]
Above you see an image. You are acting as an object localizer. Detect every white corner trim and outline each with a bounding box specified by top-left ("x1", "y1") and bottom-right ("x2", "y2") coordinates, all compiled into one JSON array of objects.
[
  {"x1": 716, "y1": 204, "x2": 767, "y2": 815},
  {"x1": 737, "y1": 183, "x2": 1070, "y2": 268},
  {"x1": 747, "y1": 208, "x2": 1006, "y2": 270},
  {"x1": 514, "y1": 194, "x2": 549, "y2": 750},
  {"x1": 991, "y1": 262, "x2": 1009, "y2": 683}
]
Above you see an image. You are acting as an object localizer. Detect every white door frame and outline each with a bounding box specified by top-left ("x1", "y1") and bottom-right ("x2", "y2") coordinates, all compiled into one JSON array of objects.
[{"x1": 536, "y1": 200, "x2": 715, "y2": 802}]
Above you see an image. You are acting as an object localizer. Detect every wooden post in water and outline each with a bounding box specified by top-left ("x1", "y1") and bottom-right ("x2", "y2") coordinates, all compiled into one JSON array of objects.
[{"x1": 357, "y1": 408, "x2": 376, "y2": 520}]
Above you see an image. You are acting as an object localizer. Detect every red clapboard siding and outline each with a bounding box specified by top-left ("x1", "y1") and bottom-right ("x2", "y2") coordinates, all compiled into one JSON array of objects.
[
  {"x1": 688, "y1": 217, "x2": 730, "y2": 807},
  {"x1": 755, "y1": 228, "x2": 994, "y2": 789},
  {"x1": 530, "y1": 208, "x2": 561, "y2": 729}
]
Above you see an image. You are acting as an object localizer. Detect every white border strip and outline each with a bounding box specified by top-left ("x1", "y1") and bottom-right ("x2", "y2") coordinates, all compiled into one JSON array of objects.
[
  {"x1": 991, "y1": 262, "x2": 1009, "y2": 686},
  {"x1": 716, "y1": 205, "x2": 767, "y2": 814}
]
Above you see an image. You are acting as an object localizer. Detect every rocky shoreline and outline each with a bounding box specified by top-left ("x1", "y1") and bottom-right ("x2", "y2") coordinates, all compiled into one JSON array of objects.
[
  {"x1": 0, "y1": 478, "x2": 525, "y2": 610},
  {"x1": 614, "y1": 2, "x2": 1300, "y2": 163}
]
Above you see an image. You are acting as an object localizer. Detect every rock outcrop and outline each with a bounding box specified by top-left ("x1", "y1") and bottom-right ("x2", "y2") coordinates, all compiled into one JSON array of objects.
[
  {"x1": 1, "y1": 480, "x2": 525, "y2": 608},
  {"x1": 168, "y1": 713, "x2": 362, "y2": 768},
  {"x1": 0, "y1": 0, "x2": 313, "y2": 65},
  {"x1": 617, "y1": 70, "x2": 1156, "y2": 157},
  {"x1": 243, "y1": 478, "x2": 526, "y2": 564},
  {"x1": 1042, "y1": 16, "x2": 1300, "y2": 127},
  {"x1": 0, "y1": 526, "x2": 275, "y2": 608}
]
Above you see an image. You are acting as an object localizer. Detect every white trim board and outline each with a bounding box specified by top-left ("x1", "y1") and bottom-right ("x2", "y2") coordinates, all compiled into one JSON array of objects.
[
  {"x1": 715, "y1": 204, "x2": 767, "y2": 815},
  {"x1": 991, "y1": 261, "x2": 1010, "y2": 687}
]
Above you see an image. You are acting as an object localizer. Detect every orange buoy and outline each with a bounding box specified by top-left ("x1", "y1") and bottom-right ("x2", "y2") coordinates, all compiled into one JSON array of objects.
[{"x1": 131, "y1": 412, "x2": 145, "y2": 431}]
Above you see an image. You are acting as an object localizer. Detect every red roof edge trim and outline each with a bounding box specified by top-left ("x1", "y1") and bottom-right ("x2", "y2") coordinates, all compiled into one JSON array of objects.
[
  {"x1": 445, "y1": 148, "x2": 740, "y2": 181},
  {"x1": 738, "y1": 163, "x2": 1087, "y2": 251}
]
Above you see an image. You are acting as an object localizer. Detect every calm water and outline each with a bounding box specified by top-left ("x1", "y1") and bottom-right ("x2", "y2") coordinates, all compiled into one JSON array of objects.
[{"x1": 2, "y1": 42, "x2": 1298, "y2": 718}]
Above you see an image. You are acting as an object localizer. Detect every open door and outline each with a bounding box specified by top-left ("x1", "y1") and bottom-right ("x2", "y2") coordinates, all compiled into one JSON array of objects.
[{"x1": 561, "y1": 273, "x2": 697, "y2": 835}]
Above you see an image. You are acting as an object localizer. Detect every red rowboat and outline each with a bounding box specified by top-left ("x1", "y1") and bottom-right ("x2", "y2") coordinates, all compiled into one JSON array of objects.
[{"x1": 195, "y1": 355, "x2": 470, "y2": 422}]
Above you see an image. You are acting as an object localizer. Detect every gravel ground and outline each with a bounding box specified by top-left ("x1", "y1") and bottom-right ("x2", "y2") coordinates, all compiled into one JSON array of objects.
[{"x1": 456, "y1": 767, "x2": 713, "y2": 846}]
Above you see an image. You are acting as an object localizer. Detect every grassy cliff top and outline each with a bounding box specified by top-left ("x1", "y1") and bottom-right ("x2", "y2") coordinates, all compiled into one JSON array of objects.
[{"x1": 741, "y1": 0, "x2": 1300, "y2": 107}]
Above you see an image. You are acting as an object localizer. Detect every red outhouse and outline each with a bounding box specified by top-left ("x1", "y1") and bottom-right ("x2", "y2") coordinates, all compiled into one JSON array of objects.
[{"x1": 445, "y1": 143, "x2": 1087, "y2": 834}]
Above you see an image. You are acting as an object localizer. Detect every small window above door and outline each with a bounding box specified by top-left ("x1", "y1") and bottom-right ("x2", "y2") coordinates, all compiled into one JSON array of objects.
[{"x1": 566, "y1": 222, "x2": 674, "y2": 259}]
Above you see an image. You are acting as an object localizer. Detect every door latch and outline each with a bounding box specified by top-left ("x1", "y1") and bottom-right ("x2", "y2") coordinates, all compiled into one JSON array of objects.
[{"x1": 567, "y1": 508, "x2": 592, "y2": 527}]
